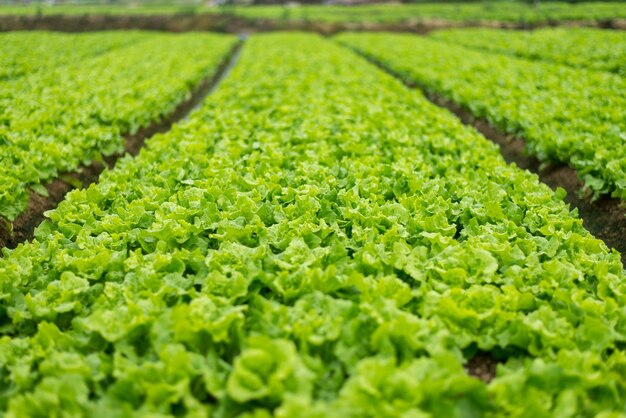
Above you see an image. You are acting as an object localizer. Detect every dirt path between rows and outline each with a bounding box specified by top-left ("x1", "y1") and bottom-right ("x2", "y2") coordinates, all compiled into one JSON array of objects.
[
  {"x1": 0, "y1": 40, "x2": 244, "y2": 252},
  {"x1": 346, "y1": 47, "x2": 626, "y2": 266}
]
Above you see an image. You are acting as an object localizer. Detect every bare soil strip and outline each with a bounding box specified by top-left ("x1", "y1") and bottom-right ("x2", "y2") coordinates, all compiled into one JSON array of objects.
[
  {"x1": 466, "y1": 354, "x2": 499, "y2": 383},
  {"x1": 0, "y1": 40, "x2": 243, "y2": 251},
  {"x1": 185, "y1": 35, "x2": 246, "y2": 120},
  {"x1": 0, "y1": 14, "x2": 624, "y2": 34},
  {"x1": 347, "y1": 48, "x2": 626, "y2": 265}
]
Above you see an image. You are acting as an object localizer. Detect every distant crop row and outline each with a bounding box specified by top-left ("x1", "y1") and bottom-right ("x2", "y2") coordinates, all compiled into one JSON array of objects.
[
  {"x1": 0, "y1": 31, "x2": 143, "y2": 81},
  {"x1": 231, "y1": 2, "x2": 626, "y2": 23},
  {"x1": 430, "y1": 28, "x2": 626, "y2": 75},
  {"x1": 0, "y1": 2, "x2": 625, "y2": 23},
  {"x1": 0, "y1": 32, "x2": 236, "y2": 222},
  {"x1": 337, "y1": 32, "x2": 626, "y2": 201},
  {"x1": 1, "y1": 33, "x2": 624, "y2": 417}
]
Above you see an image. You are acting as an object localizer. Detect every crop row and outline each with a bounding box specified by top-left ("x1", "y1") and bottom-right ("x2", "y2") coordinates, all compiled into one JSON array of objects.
[
  {"x1": 231, "y1": 2, "x2": 626, "y2": 23},
  {"x1": 1, "y1": 33, "x2": 624, "y2": 417},
  {"x1": 0, "y1": 31, "x2": 147, "y2": 81},
  {"x1": 0, "y1": 32, "x2": 237, "y2": 222},
  {"x1": 430, "y1": 28, "x2": 626, "y2": 75},
  {"x1": 337, "y1": 32, "x2": 626, "y2": 201}
]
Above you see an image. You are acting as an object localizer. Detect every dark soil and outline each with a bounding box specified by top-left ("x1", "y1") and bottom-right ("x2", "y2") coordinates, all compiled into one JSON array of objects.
[
  {"x1": 466, "y1": 354, "x2": 499, "y2": 383},
  {"x1": 5, "y1": 161, "x2": 110, "y2": 248},
  {"x1": 0, "y1": 13, "x2": 623, "y2": 35},
  {"x1": 0, "y1": 40, "x2": 242, "y2": 251},
  {"x1": 349, "y1": 49, "x2": 626, "y2": 265}
]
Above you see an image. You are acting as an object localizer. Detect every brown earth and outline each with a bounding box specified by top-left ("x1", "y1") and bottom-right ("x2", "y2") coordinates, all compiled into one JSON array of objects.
[
  {"x1": 0, "y1": 13, "x2": 623, "y2": 34},
  {"x1": 0, "y1": 41, "x2": 242, "y2": 251},
  {"x1": 466, "y1": 354, "x2": 499, "y2": 383}
]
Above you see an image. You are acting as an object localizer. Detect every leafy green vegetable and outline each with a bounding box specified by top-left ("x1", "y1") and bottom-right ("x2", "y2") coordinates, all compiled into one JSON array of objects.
[
  {"x1": 0, "y1": 32, "x2": 237, "y2": 222},
  {"x1": 233, "y1": 2, "x2": 626, "y2": 23},
  {"x1": 336, "y1": 32, "x2": 626, "y2": 201},
  {"x1": 430, "y1": 28, "x2": 626, "y2": 76},
  {"x1": 0, "y1": 33, "x2": 624, "y2": 417},
  {"x1": 0, "y1": 31, "x2": 144, "y2": 81}
]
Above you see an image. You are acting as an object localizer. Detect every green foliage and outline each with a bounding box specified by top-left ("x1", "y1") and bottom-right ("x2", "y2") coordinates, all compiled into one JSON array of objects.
[
  {"x1": 0, "y1": 31, "x2": 142, "y2": 81},
  {"x1": 0, "y1": 32, "x2": 237, "y2": 221},
  {"x1": 0, "y1": 33, "x2": 624, "y2": 416},
  {"x1": 430, "y1": 28, "x2": 626, "y2": 75},
  {"x1": 336, "y1": 32, "x2": 626, "y2": 200},
  {"x1": 229, "y1": 2, "x2": 626, "y2": 23},
  {"x1": 0, "y1": 2, "x2": 625, "y2": 23}
]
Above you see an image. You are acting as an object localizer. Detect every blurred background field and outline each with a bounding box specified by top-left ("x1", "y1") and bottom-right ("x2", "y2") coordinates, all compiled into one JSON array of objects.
[{"x1": 0, "y1": 1, "x2": 624, "y2": 25}]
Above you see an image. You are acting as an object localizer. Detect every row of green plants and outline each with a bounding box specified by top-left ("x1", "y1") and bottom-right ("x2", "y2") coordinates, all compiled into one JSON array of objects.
[
  {"x1": 0, "y1": 32, "x2": 237, "y2": 222},
  {"x1": 0, "y1": 2, "x2": 624, "y2": 23},
  {"x1": 430, "y1": 27, "x2": 626, "y2": 75},
  {"x1": 337, "y1": 32, "x2": 626, "y2": 201},
  {"x1": 1, "y1": 33, "x2": 624, "y2": 417},
  {"x1": 231, "y1": 2, "x2": 626, "y2": 23},
  {"x1": 0, "y1": 31, "x2": 144, "y2": 81}
]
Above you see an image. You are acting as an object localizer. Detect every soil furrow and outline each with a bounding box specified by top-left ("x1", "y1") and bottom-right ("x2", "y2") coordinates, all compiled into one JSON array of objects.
[
  {"x1": 185, "y1": 34, "x2": 246, "y2": 120},
  {"x1": 465, "y1": 353, "x2": 500, "y2": 383},
  {"x1": 345, "y1": 47, "x2": 626, "y2": 265},
  {"x1": 0, "y1": 40, "x2": 244, "y2": 252}
]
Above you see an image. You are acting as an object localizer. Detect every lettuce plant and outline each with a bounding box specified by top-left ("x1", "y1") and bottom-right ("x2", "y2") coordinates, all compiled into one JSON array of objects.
[
  {"x1": 430, "y1": 28, "x2": 626, "y2": 76},
  {"x1": 0, "y1": 32, "x2": 237, "y2": 222},
  {"x1": 0, "y1": 33, "x2": 624, "y2": 417},
  {"x1": 336, "y1": 32, "x2": 626, "y2": 201}
]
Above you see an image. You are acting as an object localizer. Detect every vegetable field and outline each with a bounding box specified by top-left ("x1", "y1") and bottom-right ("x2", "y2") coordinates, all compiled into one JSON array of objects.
[
  {"x1": 1, "y1": 2, "x2": 625, "y2": 24},
  {"x1": 429, "y1": 28, "x2": 626, "y2": 75},
  {"x1": 337, "y1": 31, "x2": 626, "y2": 200},
  {"x1": 0, "y1": 32, "x2": 236, "y2": 223},
  {"x1": 0, "y1": 23, "x2": 625, "y2": 418}
]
